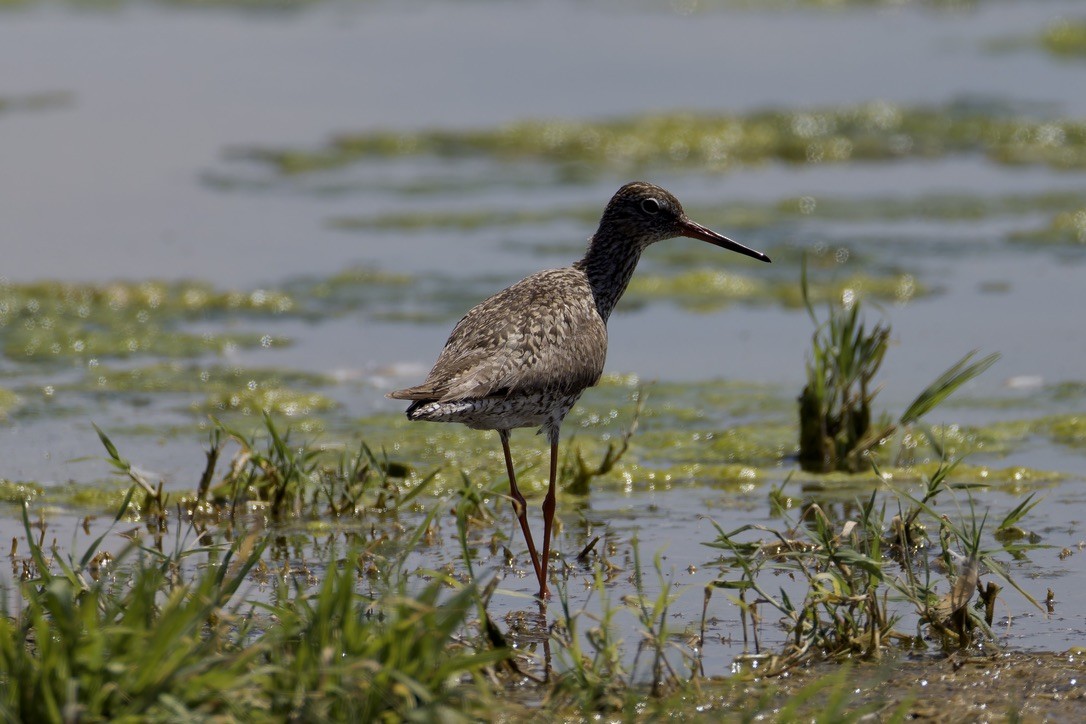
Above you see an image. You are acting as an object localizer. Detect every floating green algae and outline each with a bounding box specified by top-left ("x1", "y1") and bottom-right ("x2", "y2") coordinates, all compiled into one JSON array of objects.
[
  {"x1": 1044, "y1": 414, "x2": 1086, "y2": 449},
  {"x1": 636, "y1": 422, "x2": 795, "y2": 468},
  {"x1": 53, "y1": 481, "x2": 138, "y2": 512},
  {"x1": 284, "y1": 265, "x2": 474, "y2": 323},
  {"x1": 922, "y1": 461, "x2": 1064, "y2": 492},
  {"x1": 616, "y1": 377, "x2": 791, "y2": 423},
  {"x1": 350, "y1": 412, "x2": 508, "y2": 495},
  {"x1": 0, "y1": 0, "x2": 990, "y2": 13},
  {"x1": 973, "y1": 414, "x2": 1086, "y2": 453},
  {"x1": 0, "y1": 279, "x2": 294, "y2": 362},
  {"x1": 1040, "y1": 19, "x2": 1086, "y2": 58},
  {"x1": 1046, "y1": 380, "x2": 1086, "y2": 400},
  {"x1": 331, "y1": 190, "x2": 1086, "y2": 237},
  {"x1": 291, "y1": 265, "x2": 413, "y2": 301},
  {"x1": 562, "y1": 382, "x2": 1075, "y2": 491},
  {"x1": 796, "y1": 461, "x2": 1063, "y2": 498},
  {"x1": 626, "y1": 269, "x2": 766, "y2": 311},
  {"x1": 925, "y1": 420, "x2": 1033, "y2": 458},
  {"x1": 626, "y1": 269, "x2": 922, "y2": 310},
  {"x1": 0, "y1": 387, "x2": 20, "y2": 417},
  {"x1": 0, "y1": 279, "x2": 294, "y2": 320},
  {"x1": 1011, "y1": 208, "x2": 1086, "y2": 246},
  {"x1": 9, "y1": 321, "x2": 280, "y2": 362},
  {"x1": 0, "y1": 91, "x2": 70, "y2": 114},
  {"x1": 75, "y1": 362, "x2": 340, "y2": 418},
  {"x1": 771, "y1": 190, "x2": 1086, "y2": 224},
  {"x1": 80, "y1": 361, "x2": 331, "y2": 395},
  {"x1": 0, "y1": 479, "x2": 42, "y2": 505},
  {"x1": 330, "y1": 207, "x2": 596, "y2": 233},
  {"x1": 2, "y1": 479, "x2": 136, "y2": 515},
  {"x1": 240, "y1": 101, "x2": 1086, "y2": 176},
  {"x1": 940, "y1": 415, "x2": 1086, "y2": 457},
  {"x1": 203, "y1": 385, "x2": 337, "y2": 418},
  {"x1": 0, "y1": 0, "x2": 318, "y2": 10},
  {"x1": 727, "y1": 0, "x2": 982, "y2": 7},
  {"x1": 564, "y1": 378, "x2": 793, "y2": 487},
  {"x1": 958, "y1": 463, "x2": 1065, "y2": 490}
]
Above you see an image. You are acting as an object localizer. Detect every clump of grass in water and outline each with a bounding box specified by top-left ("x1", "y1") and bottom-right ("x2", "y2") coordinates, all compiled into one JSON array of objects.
[
  {"x1": 797, "y1": 258, "x2": 999, "y2": 473},
  {"x1": 704, "y1": 452, "x2": 1045, "y2": 675}
]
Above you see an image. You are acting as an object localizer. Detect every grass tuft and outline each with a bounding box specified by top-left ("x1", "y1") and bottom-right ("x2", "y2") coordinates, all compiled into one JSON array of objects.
[{"x1": 798, "y1": 257, "x2": 999, "y2": 472}]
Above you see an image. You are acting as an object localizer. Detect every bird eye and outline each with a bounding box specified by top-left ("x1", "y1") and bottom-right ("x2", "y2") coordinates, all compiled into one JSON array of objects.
[{"x1": 640, "y1": 198, "x2": 660, "y2": 215}]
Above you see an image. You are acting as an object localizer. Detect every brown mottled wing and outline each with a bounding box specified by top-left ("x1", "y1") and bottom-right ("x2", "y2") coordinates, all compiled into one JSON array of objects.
[{"x1": 388, "y1": 268, "x2": 607, "y2": 403}]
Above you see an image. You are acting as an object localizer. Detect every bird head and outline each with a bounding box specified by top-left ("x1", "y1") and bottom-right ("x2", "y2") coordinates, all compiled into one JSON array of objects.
[{"x1": 600, "y1": 181, "x2": 771, "y2": 263}]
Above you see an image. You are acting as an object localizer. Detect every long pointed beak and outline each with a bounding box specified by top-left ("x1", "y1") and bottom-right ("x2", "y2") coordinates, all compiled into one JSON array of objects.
[{"x1": 679, "y1": 219, "x2": 771, "y2": 263}]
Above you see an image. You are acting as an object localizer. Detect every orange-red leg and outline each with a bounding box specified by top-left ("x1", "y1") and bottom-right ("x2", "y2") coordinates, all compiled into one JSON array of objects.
[
  {"x1": 538, "y1": 435, "x2": 559, "y2": 599},
  {"x1": 499, "y1": 429, "x2": 543, "y2": 587}
]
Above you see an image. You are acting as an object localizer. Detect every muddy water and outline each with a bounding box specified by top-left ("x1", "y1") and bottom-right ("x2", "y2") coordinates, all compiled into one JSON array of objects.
[{"x1": 1, "y1": 0, "x2": 1085, "y2": 688}]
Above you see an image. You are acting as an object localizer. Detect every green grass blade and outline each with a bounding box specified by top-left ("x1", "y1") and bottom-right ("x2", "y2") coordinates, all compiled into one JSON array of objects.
[
  {"x1": 997, "y1": 492, "x2": 1044, "y2": 533},
  {"x1": 900, "y1": 351, "x2": 1000, "y2": 425}
]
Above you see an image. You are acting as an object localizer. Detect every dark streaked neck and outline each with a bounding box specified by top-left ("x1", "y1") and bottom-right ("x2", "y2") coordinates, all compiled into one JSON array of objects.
[{"x1": 573, "y1": 230, "x2": 645, "y2": 323}]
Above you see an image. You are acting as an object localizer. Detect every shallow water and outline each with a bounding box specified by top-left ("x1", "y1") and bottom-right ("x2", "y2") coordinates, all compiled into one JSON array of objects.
[{"x1": 1, "y1": 0, "x2": 1085, "y2": 681}]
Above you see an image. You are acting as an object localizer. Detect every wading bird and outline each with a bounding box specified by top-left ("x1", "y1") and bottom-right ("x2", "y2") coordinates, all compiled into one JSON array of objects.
[{"x1": 389, "y1": 182, "x2": 770, "y2": 598}]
